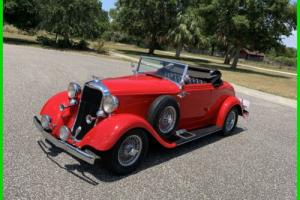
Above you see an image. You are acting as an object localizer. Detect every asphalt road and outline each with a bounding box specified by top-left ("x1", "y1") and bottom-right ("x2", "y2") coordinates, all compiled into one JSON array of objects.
[{"x1": 4, "y1": 44, "x2": 296, "y2": 200}]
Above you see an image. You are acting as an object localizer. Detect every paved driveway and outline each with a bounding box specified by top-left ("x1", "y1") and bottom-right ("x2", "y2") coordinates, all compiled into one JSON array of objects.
[{"x1": 4, "y1": 44, "x2": 296, "y2": 200}]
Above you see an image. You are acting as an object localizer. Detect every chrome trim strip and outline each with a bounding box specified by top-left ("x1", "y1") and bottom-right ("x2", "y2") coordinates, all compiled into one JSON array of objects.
[
  {"x1": 140, "y1": 56, "x2": 187, "y2": 66},
  {"x1": 86, "y1": 79, "x2": 110, "y2": 97},
  {"x1": 176, "y1": 128, "x2": 222, "y2": 146},
  {"x1": 34, "y1": 116, "x2": 97, "y2": 164}
]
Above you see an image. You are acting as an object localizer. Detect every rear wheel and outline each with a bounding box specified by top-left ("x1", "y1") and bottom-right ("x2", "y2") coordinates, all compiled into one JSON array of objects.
[
  {"x1": 102, "y1": 129, "x2": 149, "y2": 175},
  {"x1": 222, "y1": 107, "x2": 238, "y2": 136}
]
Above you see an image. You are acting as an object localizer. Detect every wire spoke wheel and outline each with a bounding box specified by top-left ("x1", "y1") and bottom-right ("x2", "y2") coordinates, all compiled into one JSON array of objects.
[
  {"x1": 117, "y1": 135, "x2": 143, "y2": 167},
  {"x1": 225, "y1": 110, "x2": 236, "y2": 132},
  {"x1": 158, "y1": 106, "x2": 177, "y2": 134}
]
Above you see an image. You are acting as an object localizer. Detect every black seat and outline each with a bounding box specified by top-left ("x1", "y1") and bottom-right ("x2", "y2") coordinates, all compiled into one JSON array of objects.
[
  {"x1": 186, "y1": 67, "x2": 223, "y2": 87},
  {"x1": 202, "y1": 70, "x2": 222, "y2": 87}
]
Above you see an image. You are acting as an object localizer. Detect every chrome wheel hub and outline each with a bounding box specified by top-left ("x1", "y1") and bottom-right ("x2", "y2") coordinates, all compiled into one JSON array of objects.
[
  {"x1": 118, "y1": 135, "x2": 142, "y2": 167},
  {"x1": 158, "y1": 106, "x2": 177, "y2": 134},
  {"x1": 225, "y1": 110, "x2": 236, "y2": 132}
]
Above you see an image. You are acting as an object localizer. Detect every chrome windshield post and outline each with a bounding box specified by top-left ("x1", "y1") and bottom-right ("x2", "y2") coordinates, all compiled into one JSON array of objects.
[
  {"x1": 135, "y1": 56, "x2": 142, "y2": 74},
  {"x1": 179, "y1": 64, "x2": 189, "y2": 89}
]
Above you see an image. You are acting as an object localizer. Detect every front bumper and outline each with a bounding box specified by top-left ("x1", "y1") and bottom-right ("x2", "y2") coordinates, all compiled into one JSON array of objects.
[{"x1": 33, "y1": 116, "x2": 97, "y2": 164}]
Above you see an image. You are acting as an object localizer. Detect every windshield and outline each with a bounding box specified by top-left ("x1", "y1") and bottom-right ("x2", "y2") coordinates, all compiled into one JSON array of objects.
[{"x1": 137, "y1": 56, "x2": 187, "y2": 84}]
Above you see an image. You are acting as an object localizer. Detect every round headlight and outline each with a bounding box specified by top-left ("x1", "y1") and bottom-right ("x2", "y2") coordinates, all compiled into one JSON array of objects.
[
  {"x1": 103, "y1": 95, "x2": 119, "y2": 113},
  {"x1": 59, "y1": 126, "x2": 70, "y2": 141},
  {"x1": 68, "y1": 82, "x2": 81, "y2": 98},
  {"x1": 41, "y1": 115, "x2": 51, "y2": 130}
]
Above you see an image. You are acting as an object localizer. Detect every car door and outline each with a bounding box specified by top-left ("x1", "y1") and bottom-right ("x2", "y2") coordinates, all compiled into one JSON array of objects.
[{"x1": 178, "y1": 83, "x2": 214, "y2": 129}]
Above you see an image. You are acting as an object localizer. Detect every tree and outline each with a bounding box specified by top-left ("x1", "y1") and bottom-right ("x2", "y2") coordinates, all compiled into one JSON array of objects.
[
  {"x1": 197, "y1": 0, "x2": 296, "y2": 69},
  {"x1": 168, "y1": 8, "x2": 204, "y2": 58},
  {"x1": 4, "y1": 0, "x2": 40, "y2": 29},
  {"x1": 39, "y1": 0, "x2": 109, "y2": 43},
  {"x1": 114, "y1": 0, "x2": 181, "y2": 54}
]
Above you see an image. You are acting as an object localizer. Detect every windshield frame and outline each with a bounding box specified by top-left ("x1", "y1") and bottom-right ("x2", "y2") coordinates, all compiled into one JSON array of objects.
[{"x1": 136, "y1": 56, "x2": 189, "y2": 88}]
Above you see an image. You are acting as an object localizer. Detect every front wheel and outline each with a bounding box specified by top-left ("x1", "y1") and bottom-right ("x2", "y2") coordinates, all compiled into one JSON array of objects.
[
  {"x1": 102, "y1": 129, "x2": 149, "y2": 175},
  {"x1": 222, "y1": 107, "x2": 238, "y2": 136}
]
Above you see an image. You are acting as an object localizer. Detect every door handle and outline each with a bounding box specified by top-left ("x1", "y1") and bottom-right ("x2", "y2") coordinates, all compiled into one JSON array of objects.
[{"x1": 178, "y1": 91, "x2": 190, "y2": 98}]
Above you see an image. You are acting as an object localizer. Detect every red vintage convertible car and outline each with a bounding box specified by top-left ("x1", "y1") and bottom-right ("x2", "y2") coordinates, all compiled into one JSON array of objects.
[{"x1": 34, "y1": 56, "x2": 249, "y2": 174}]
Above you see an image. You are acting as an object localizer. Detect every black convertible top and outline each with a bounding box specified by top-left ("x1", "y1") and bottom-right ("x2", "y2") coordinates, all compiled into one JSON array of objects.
[{"x1": 187, "y1": 66, "x2": 223, "y2": 86}]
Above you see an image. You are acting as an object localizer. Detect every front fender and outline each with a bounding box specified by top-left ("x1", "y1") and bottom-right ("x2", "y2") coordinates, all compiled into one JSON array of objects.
[
  {"x1": 77, "y1": 114, "x2": 176, "y2": 151},
  {"x1": 39, "y1": 91, "x2": 77, "y2": 137},
  {"x1": 40, "y1": 91, "x2": 74, "y2": 114},
  {"x1": 215, "y1": 96, "x2": 242, "y2": 128}
]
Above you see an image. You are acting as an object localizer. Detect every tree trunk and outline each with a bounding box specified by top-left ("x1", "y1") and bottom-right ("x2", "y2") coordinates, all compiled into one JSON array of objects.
[
  {"x1": 231, "y1": 47, "x2": 241, "y2": 69},
  {"x1": 148, "y1": 34, "x2": 156, "y2": 54},
  {"x1": 55, "y1": 33, "x2": 58, "y2": 43},
  {"x1": 63, "y1": 33, "x2": 69, "y2": 42},
  {"x1": 224, "y1": 47, "x2": 234, "y2": 64},
  {"x1": 175, "y1": 43, "x2": 183, "y2": 58},
  {"x1": 224, "y1": 45, "x2": 230, "y2": 64},
  {"x1": 210, "y1": 44, "x2": 215, "y2": 56},
  {"x1": 227, "y1": 48, "x2": 236, "y2": 64}
]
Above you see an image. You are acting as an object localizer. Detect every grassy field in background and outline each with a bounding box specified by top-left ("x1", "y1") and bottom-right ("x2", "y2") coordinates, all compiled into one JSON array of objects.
[{"x1": 4, "y1": 31, "x2": 297, "y2": 99}]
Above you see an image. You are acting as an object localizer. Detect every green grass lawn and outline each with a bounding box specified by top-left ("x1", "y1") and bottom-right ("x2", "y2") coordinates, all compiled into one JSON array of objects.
[{"x1": 4, "y1": 32, "x2": 297, "y2": 99}]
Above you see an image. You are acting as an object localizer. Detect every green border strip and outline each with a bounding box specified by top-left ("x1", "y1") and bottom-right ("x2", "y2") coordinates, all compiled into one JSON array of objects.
[
  {"x1": 0, "y1": 2, "x2": 296, "y2": 200},
  {"x1": 0, "y1": 0, "x2": 3, "y2": 199},
  {"x1": 297, "y1": 1, "x2": 299, "y2": 199}
]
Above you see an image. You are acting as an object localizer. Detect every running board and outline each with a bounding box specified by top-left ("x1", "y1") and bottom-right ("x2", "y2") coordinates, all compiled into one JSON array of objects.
[{"x1": 175, "y1": 126, "x2": 221, "y2": 146}]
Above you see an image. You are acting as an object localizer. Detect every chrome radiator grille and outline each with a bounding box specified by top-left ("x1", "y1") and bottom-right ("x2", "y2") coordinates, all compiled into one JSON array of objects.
[{"x1": 72, "y1": 84, "x2": 102, "y2": 140}]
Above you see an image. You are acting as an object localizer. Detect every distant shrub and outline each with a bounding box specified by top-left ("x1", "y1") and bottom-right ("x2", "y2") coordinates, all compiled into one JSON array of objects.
[
  {"x1": 4, "y1": 24, "x2": 19, "y2": 33},
  {"x1": 37, "y1": 35, "x2": 90, "y2": 50},
  {"x1": 36, "y1": 35, "x2": 56, "y2": 46},
  {"x1": 4, "y1": 24, "x2": 36, "y2": 35},
  {"x1": 271, "y1": 56, "x2": 296, "y2": 67},
  {"x1": 102, "y1": 31, "x2": 142, "y2": 45},
  {"x1": 56, "y1": 39, "x2": 73, "y2": 48},
  {"x1": 93, "y1": 39, "x2": 106, "y2": 53},
  {"x1": 101, "y1": 31, "x2": 113, "y2": 41},
  {"x1": 73, "y1": 40, "x2": 89, "y2": 50}
]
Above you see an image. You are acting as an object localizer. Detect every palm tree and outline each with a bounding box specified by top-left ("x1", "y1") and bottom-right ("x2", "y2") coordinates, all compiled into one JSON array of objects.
[{"x1": 168, "y1": 10, "x2": 204, "y2": 58}]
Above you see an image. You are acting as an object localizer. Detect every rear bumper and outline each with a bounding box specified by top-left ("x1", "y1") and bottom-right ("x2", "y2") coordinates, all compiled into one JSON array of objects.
[
  {"x1": 33, "y1": 116, "x2": 97, "y2": 164},
  {"x1": 239, "y1": 98, "x2": 250, "y2": 117}
]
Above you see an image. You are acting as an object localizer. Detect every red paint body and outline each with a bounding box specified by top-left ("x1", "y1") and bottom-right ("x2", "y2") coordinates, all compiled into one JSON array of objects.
[{"x1": 40, "y1": 74, "x2": 243, "y2": 151}]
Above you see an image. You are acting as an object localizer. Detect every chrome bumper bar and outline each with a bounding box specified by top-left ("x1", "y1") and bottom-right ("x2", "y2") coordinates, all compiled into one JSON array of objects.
[
  {"x1": 239, "y1": 98, "x2": 250, "y2": 116},
  {"x1": 33, "y1": 116, "x2": 97, "y2": 164}
]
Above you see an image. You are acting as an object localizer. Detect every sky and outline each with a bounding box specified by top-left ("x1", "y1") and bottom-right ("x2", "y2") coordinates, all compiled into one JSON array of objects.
[
  {"x1": 102, "y1": 0, "x2": 297, "y2": 48},
  {"x1": 102, "y1": 0, "x2": 116, "y2": 12}
]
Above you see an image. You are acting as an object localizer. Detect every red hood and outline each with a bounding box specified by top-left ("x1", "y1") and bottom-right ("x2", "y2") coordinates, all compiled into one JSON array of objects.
[{"x1": 102, "y1": 74, "x2": 180, "y2": 95}]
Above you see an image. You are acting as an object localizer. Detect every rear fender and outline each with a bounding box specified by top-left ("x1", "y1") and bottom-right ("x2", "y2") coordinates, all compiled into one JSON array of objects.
[
  {"x1": 77, "y1": 114, "x2": 176, "y2": 151},
  {"x1": 215, "y1": 96, "x2": 242, "y2": 128}
]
